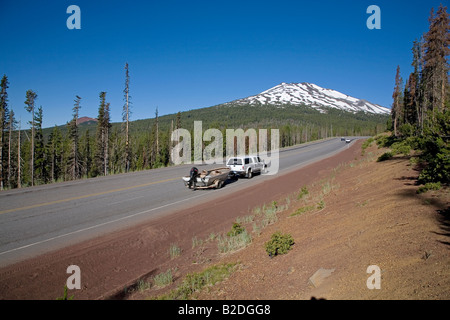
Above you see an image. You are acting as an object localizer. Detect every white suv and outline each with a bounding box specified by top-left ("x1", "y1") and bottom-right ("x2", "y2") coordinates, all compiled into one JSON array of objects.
[{"x1": 226, "y1": 155, "x2": 266, "y2": 179}]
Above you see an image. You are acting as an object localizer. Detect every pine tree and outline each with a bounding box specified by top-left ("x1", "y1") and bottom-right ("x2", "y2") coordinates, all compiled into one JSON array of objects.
[
  {"x1": 155, "y1": 107, "x2": 159, "y2": 155},
  {"x1": 79, "y1": 129, "x2": 92, "y2": 178},
  {"x1": 24, "y1": 90, "x2": 37, "y2": 186},
  {"x1": 33, "y1": 106, "x2": 46, "y2": 184},
  {"x1": 123, "y1": 62, "x2": 131, "y2": 172},
  {"x1": 0, "y1": 75, "x2": 9, "y2": 190},
  {"x1": 7, "y1": 109, "x2": 17, "y2": 188},
  {"x1": 47, "y1": 126, "x2": 63, "y2": 183},
  {"x1": 68, "y1": 96, "x2": 81, "y2": 180},
  {"x1": 411, "y1": 38, "x2": 425, "y2": 132},
  {"x1": 17, "y1": 119, "x2": 21, "y2": 188},
  {"x1": 391, "y1": 66, "x2": 404, "y2": 137},
  {"x1": 403, "y1": 73, "x2": 417, "y2": 127},
  {"x1": 104, "y1": 101, "x2": 110, "y2": 175},
  {"x1": 95, "y1": 92, "x2": 111, "y2": 176},
  {"x1": 423, "y1": 5, "x2": 450, "y2": 118},
  {"x1": 176, "y1": 111, "x2": 181, "y2": 129}
]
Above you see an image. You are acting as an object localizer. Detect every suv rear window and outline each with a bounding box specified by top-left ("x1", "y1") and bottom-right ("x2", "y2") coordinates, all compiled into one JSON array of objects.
[{"x1": 227, "y1": 158, "x2": 242, "y2": 165}]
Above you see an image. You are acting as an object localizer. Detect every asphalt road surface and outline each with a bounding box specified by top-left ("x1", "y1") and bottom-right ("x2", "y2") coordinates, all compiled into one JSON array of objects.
[{"x1": 0, "y1": 137, "x2": 361, "y2": 267}]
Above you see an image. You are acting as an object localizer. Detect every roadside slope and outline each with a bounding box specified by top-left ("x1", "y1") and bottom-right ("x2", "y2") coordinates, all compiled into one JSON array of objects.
[{"x1": 191, "y1": 142, "x2": 449, "y2": 300}]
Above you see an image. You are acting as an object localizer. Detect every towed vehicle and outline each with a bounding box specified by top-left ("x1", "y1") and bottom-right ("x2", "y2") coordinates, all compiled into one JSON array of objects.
[{"x1": 182, "y1": 167, "x2": 231, "y2": 190}]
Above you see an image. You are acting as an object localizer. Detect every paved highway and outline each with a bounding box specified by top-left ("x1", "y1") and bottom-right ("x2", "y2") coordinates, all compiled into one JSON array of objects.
[{"x1": 0, "y1": 137, "x2": 359, "y2": 267}]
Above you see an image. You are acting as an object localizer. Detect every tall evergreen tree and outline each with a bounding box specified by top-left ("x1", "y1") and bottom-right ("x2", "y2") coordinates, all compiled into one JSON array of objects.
[
  {"x1": 423, "y1": 5, "x2": 450, "y2": 117},
  {"x1": 155, "y1": 107, "x2": 159, "y2": 155},
  {"x1": 17, "y1": 119, "x2": 21, "y2": 188},
  {"x1": 33, "y1": 106, "x2": 46, "y2": 184},
  {"x1": 0, "y1": 75, "x2": 9, "y2": 190},
  {"x1": 79, "y1": 129, "x2": 92, "y2": 178},
  {"x1": 123, "y1": 62, "x2": 131, "y2": 172},
  {"x1": 7, "y1": 109, "x2": 17, "y2": 188},
  {"x1": 391, "y1": 66, "x2": 404, "y2": 137},
  {"x1": 95, "y1": 92, "x2": 111, "y2": 176},
  {"x1": 68, "y1": 96, "x2": 81, "y2": 180},
  {"x1": 411, "y1": 38, "x2": 425, "y2": 131},
  {"x1": 24, "y1": 90, "x2": 37, "y2": 186},
  {"x1": 47, "y1": 125, "x2": 63, "y2": 183}
]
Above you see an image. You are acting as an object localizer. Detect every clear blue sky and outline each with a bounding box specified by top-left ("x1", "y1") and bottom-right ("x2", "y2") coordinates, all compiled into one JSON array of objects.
[{"x1": 0, "y1": 0, "x2": 447, "y2": 128}]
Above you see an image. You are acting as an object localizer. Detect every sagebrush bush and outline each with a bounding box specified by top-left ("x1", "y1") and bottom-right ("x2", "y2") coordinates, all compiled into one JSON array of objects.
[
  {"x1": 297, "y1": 186, "x2": 309, "y2": 200},
  {"x1": 391, "y1": 141, "x2": 411, "y2": 156},
  {"x1": 227, "y1": 222, "x2": 244, "y2": 237},
  {"x1": 362, "y1": 137, "x2": 374, "y2": 150},
  {"x1": 377, "y1": 152, "x2": 393, "y2": 162},
  {"x1": 417, "y1": 182, "x2": 442, "y2": 194},
  {"x1": 265, "y1": 232, "x2": 294, "y2": 257}
]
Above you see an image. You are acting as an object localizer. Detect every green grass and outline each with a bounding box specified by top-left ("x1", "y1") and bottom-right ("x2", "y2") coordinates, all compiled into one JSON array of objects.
[
  {"x1": 169, "y1": 243, "x2": 182, "y2": 259},
  {"x1": 191, "y1": 236, "x2": 203, "y2": 249},
  {"x1": 217, "y1": 230, "x2": 252, "y2": 253},
  {"x1": 235, "y1": 215, "x2": 255, "y2": 224},
  {"x1": 154, "y1": 263, "x2": 238, "y2": 300},
  {"x1": 362, "y1": 137, "x2": 374, "y2": 150},
  {"x1": 153, "y1": 269, "x2": 174, "y2": 288},
  {"x1": 317, "y1": 199, "x2": 326, "y2": 210},
  {"x1": 297, "y1": 186, "x2": 309, "y2": 200},
  {"x1": 290, "y1": 205, "x2": 315, "y2": 217},
  {"x1": 137, "y1": 279, "x2": 152, "y2": 292}
]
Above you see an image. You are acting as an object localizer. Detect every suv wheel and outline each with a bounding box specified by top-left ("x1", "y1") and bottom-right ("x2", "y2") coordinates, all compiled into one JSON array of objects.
[{"x1": 247, "y1": 169, "x2": 253, "y2": 179}]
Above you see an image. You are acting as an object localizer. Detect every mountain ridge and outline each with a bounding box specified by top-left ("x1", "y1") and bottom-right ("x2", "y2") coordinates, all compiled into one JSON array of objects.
[{"x1": 223, "y1": 82, "x2": 390, "y2": 115}]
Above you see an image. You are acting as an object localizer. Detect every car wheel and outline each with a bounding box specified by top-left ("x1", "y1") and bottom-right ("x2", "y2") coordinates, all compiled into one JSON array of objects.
[{"x1": 247, "y1": 169, "x2": 252, "y2": 179}]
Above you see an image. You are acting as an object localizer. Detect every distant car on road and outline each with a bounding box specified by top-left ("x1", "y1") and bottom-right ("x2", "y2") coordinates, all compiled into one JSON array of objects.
[
  {"x1": 345, "y1": 139, "x2": 351, "y2": 143},
  {"x1": 341, "y1": 137, "x2": 346, "y2": 141}
]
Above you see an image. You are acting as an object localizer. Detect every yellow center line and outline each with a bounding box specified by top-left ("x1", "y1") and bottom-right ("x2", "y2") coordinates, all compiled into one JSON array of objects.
[{"x1": 0, "y1": 177, "x2": 179, "y2": 215}]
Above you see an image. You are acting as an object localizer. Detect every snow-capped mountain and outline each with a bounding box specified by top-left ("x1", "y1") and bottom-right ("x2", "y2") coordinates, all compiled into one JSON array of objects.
[{"x1": 225, "y1": 82, "x2": 390, "y2": 115}]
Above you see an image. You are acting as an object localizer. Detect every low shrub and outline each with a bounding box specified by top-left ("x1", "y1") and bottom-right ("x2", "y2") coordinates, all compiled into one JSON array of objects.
[
  {"x1": 227, "y1": 222, "x2": 244, "y2": 237},
  {"x1": 218, "y1": 229, "x2": 252, "y2": 253},
  {"x1": 290, "y1": 205, "x2": 315, "y2": 217},
  {"x1": 155, "y1": 263, "x2": 237, "y2": 300},
  {"x1": 265, "y1": 231, "x2": 294, "y2": 258},
  {"x1": 297, "y1": 186, "x2": 309, "y2": 200},
  {"x1": 153, "y1": 269, "x2": 175, "y2": 288},
  {"x1": 169, "y1": 244, "x2": 182, "y2": 259},
  {"x1": 391, "y1": 141, "x2": 411, "y2": 156},
  {"x1": 377, "y1": 152, "x2": 393, "y2": 162},
  {"x1": 417, "y1": 182, "x2": 442, "y2": 194},
  {"x1": 362, "y1": 137, "x2": 374, "y2": 150}
]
